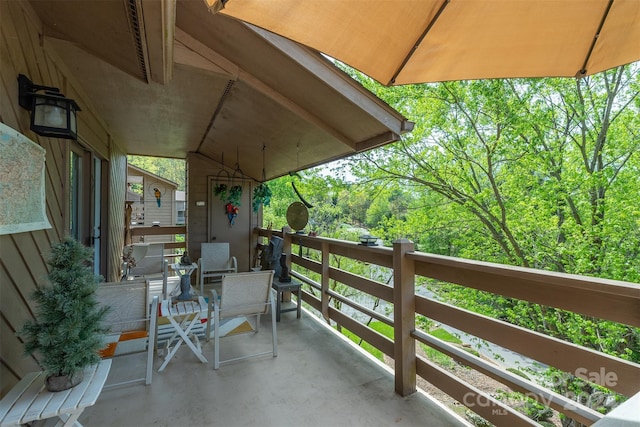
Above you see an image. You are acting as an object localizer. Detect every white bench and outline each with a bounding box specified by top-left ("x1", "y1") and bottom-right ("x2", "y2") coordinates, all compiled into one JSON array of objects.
[{"x1": 0, "y1": 360, "x2": 111, "y2": 427}]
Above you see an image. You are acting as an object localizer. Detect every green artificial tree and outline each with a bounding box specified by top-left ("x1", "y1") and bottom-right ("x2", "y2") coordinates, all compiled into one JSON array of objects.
[{"x1": 19, "y1": 237, "x2": 109, "y2": 391}]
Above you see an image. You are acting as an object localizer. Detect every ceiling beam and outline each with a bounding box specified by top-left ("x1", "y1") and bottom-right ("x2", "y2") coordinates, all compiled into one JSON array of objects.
[
  {"x1": 356, "y1": 131, "x2": 401, "y2": 153},
  {"x1": 238, "y1": 70, "x2": 354, "y2": 148},
  {"x1": 162, "y1": 0, "x2": 176, "y2": 83},
  {"x1": 249, "y1": 25, "x2": 412, "y2": 136},
  {"x1": 174, "y1": 27, "x2": 239, "y2": 79},
  {"x1": 141, "y1": 0, "x2": 176, "y2": 84},
  {"x1": 174, "y1": 27, "x2": 354, "y2": 149}
]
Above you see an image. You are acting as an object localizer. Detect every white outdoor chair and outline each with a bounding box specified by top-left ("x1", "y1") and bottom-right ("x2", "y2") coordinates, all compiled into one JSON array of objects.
[
  {"x1": 127, "y1": 243, "x2": 168, "y2": 298},
  {"x1": 96, "y1": 279, "x2": 158, "y2": 389},
  {"x1": 206, "y1": 270, "x2": 277, "y2": 369},
  {"x1": 198, "y1": 242, "x2": 238, "y2": 295}
]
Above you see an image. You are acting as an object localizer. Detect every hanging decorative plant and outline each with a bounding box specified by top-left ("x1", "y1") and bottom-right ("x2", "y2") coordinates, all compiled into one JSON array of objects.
[
  {"x1": 228, "y1": 185, "x2": 243, "y2": 206},
  {"x1": 214, "y1": 183, "x2": 228, "y2": 201},
  {"x1": 252, "y1": 183, "x2": 272, "y2": 213}
]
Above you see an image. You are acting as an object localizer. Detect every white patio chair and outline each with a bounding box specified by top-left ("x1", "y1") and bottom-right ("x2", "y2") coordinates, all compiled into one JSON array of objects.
[
  {"x1": 198, "y1": 242, "x2": 237, "y2": 295},
  {"x1": 127, "y1": 243, "x2": 168, "y2": 297},
  {"x1": 96, "y1": 279, "x2": 158, "y2": 389},
  {"x1": 206, "y1": 270, "x2": 277, "y2": 369}
]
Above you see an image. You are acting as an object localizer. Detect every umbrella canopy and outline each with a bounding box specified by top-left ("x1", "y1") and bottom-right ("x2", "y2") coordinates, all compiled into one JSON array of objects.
[{"x1": 207, "y1": 0, "x2": 640, "y2": 85}]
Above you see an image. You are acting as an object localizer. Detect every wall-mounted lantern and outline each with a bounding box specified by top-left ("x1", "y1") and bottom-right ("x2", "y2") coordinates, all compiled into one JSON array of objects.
[{"x1": 17, "y1": 74, "x2": 81, "y2": 140}]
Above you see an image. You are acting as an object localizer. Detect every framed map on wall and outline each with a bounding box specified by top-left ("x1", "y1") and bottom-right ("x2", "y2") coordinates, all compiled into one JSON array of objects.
[{"x1": 0, "y1": 122, "x2": 51, "y2": 235}]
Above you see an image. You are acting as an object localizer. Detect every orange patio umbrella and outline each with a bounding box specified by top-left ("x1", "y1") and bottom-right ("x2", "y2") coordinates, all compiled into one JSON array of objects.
[{"x1": 204, "y1": 0, "x2": 640, "y2": 85}]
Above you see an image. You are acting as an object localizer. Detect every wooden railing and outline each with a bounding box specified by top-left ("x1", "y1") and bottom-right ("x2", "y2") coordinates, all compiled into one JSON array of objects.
[
  {"x1": 256, "y1": 228, "x2": 640, "y2": 426},
  {"x1": 129, "y1": 225, "x2": 186, "y2": 259}
]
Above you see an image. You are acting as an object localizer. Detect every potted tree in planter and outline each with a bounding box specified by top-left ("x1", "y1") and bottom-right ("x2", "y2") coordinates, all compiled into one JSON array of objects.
[{"x1": 19, "y1": 237, "x2": 109, "y2": 391}]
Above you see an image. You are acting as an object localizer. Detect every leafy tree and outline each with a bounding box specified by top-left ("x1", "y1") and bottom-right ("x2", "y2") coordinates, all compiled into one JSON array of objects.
[
  {"x1": 265, "y1": 63, "x2": 640, "y2": 423},
  {"x1": 128, "y1": 155, "x2": 186, "y2": 191}
]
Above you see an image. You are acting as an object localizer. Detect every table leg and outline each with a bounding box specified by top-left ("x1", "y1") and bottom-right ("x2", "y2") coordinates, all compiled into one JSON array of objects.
[
  {"x1": 296, "y1": 287, "x2": 301, "y2": 319},
  {"x1": 158, "y1": 314, "x2": 207, "y2": 372},
  {"x1": 58, "y1": 410, "x2": 83, "y2": 427},
  {"x1": 179, "y1": 315, "x2": 207, "y2": 364},
  {"x1": 276, "y1": 290, "x2": 282, "y2": 322}
]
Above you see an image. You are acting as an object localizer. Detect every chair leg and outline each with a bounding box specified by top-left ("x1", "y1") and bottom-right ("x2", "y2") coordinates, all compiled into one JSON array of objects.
[
  {"x1": 146, "y1": 296, "x2": 159, "y2": 385},
  {"x1": 270, "y1": 293, "x2": 278, "y2": 357},
  {"x1": 214, "y1": 306, "x2": 220, "y2": 370}
]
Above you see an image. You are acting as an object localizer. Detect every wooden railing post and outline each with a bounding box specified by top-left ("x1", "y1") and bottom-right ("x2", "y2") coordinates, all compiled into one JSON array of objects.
[
  {"x1": 393, "y1": 238, "x2": 416, "y2": 396},
  {"x1": 282, "y1": 228, "x2": 292, "y2": 263},
  {"x1": 321, "y1": 241, "x2": 330, "y2": 321},
  {"x1": 282, "y1": 230, "x2": 293, "y2": 302}
]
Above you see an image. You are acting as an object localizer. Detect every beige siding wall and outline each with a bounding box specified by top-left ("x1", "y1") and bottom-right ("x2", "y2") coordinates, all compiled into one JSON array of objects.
[
  {"x1": 187, "y1": 153, "x2": 261, "y2": 271},
  {"x1": 0, "y1": 0, "x2": 127, "y2": 397},
  {"x1": 108, "y1": 149, "x2": 127, "y2": 282}
]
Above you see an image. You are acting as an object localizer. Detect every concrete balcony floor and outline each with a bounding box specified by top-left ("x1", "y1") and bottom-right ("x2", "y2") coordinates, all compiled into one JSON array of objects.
[{"x1": 79, "y1": 299, "x2": 469, "y2": 426}]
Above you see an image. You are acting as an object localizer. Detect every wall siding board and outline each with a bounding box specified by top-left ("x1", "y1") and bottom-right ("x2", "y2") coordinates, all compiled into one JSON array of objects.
[
  {"x1": 0, "y1": 263, "x2": 36, "y2": 330},
  {"x1": 107, "y1": 149, "x2": 126, "y2": 282},
  {"x1": 0, "y1": 0, "x2": 128, "y2": 395},
  {"x1": 13, "y1": 232, "x2": 47, "y2": 286},
  {"x1": 0, "y1": 365, "x2": 19, "y2": 398},
  {"x1": 0, "y1": 320, "x2": 41, "y2": 392},
  {"x1": 0, "y1": 237, "x2": 37, "y2": 301}
]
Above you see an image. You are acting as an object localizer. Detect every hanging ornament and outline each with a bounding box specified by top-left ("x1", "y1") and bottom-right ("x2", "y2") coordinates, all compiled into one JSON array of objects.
[{"x1": 225, "y1": 202, "x2": 239, "y2": 225}]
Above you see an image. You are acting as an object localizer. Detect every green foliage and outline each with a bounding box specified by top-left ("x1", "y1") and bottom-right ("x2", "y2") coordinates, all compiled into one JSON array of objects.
[
  {"x1": 228, "y1": 185, "x2": 243, "y2": 206},
  {"x1": 493, "y1": 390, "x2": 554, "y2": 424},
  {"x1": 19, "y1": 237, "x2": 109, "y2": 377},
  {"x1": 265, "y1": 64, "x2": 640, "y2": 422},
  {"x1": 429, "y1": 328, "x2": 462, "y2": 344},
  {"x1": 213, "y1": 183, "x2": 228, "y2": 201},
  {"x1": 128, "y1": 155, "x2": 185, "y2": 190},
  {"x1": 506, "y1": 367, "x2": 530, "y2": 380},
  {"x1": 252, "y1": 183, "x2": 272, "y2": 213},
  {"x1": 340, "y1": 321, "x2": 393, "y2": 361}
]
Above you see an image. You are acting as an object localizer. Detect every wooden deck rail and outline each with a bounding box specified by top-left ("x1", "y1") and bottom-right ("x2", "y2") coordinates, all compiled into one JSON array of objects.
[
  {"x1": 129, "y1": 226, "x2": 186, "y2": 256},
  {"x1": 256, "y1": 227, "x2": 640, "y2": 426}
]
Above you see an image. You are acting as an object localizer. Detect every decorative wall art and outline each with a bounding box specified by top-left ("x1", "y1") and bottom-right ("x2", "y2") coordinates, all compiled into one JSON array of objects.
[
  {"x1": 147, "y1": 182, "x2": 166, "y2": 208},
  {"x1": 0, "y1": 123, "x2": 51, "y2": 235}
]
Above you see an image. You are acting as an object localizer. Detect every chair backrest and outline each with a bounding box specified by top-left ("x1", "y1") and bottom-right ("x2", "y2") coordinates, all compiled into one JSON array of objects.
[
  {"x1": 201, "y1": 242, "x2": 231, "y2": 270},
  {"x1": 129, "y1": 243, "x2": 165, "y2": 276},
  {"x1": 96, "y1": 279, "x2": 149, "y2": 332},
  {"x1": 219, "y1": 270, "x2": 275, "y2": 318},
  {"x1": 123, "y1": 244, "x2": 149, "y2": 265}
]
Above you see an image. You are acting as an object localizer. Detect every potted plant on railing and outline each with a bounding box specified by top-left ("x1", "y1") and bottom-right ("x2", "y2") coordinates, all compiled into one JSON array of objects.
[{"x1": 19, "y1": 237, "x2": 109, "y2": 392}]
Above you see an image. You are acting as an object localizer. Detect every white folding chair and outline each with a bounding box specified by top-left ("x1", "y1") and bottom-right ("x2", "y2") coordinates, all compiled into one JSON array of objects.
[
  {"x1": 198, "y1": 242, "x2": 237, "y2": 295},
  {"x1": 206, "y1": 270, "x2": 277, "y2": 369}
]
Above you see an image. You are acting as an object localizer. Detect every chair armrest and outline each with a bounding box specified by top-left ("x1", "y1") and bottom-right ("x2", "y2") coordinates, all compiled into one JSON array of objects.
[
  {"x1": 230, "y1": 256, "x2": 238, "y2": 271},
  {"x1": 206, "y1": 289, "x2": 221, "y2": 342}
]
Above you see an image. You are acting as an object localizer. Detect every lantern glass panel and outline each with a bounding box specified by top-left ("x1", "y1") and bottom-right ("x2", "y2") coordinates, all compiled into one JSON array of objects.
[{"x1": 33, "y1": 98, "x2": 68, "y2": 129}]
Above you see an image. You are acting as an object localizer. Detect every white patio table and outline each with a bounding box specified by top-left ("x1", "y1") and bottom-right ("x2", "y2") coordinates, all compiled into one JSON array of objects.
[{"x1": 157, "y1": 296, "x2": 208, "y2": 372}]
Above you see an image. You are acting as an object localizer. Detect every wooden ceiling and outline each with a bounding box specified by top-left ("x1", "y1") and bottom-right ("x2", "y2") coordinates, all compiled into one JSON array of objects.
[{"x1": 29, "y1": 0, "x2": 412, "y2": 181}]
